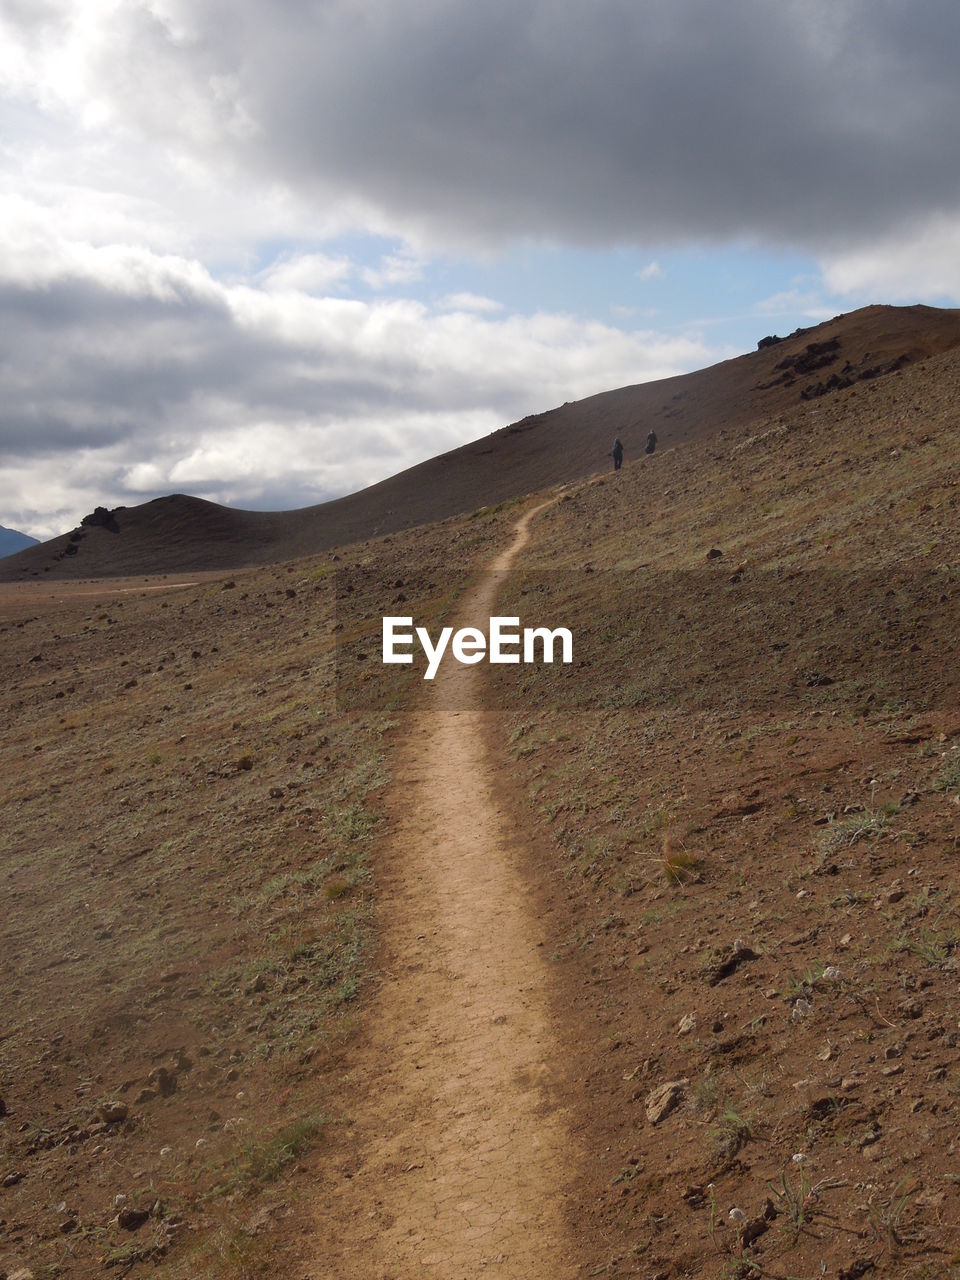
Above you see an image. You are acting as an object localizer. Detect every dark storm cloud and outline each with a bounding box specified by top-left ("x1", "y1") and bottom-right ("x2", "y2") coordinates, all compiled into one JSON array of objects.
[{"x1": 102, "y1": 0, "x2": 960, "y2": 249}]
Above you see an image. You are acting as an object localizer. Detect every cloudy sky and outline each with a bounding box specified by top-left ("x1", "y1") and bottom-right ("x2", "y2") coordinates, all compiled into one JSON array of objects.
[{"x1": 3, "y1": 0, "x2": 960, "y2": 538}]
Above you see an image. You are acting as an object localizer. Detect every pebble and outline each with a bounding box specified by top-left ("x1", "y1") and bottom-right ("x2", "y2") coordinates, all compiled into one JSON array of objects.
[{"x1": 677, "y1": 1014, "x2": 696, "y2": 1036}]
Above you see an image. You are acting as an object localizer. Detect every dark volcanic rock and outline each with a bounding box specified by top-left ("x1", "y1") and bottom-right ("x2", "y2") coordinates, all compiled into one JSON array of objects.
[{"x1": 80, "y1": 506, "x2": 122, "y2": 534}]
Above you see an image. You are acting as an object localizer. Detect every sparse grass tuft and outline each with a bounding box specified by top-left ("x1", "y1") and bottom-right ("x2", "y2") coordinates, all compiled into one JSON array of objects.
[
  {"x1": 819, "y1": 806, "x2": 894, "y2": 853},
  {"x1": 662, "y1": 845, "x2": 703, "y2": 886},
  {"x1": 710, "y1": 1105, "x2": 754, "y2": 1163},
  {"x1": 933, "y1": 756, "x2": 960, "y2": 794},
  {"x1": 233, "y1": 1114, "x2": 327, "y2": 1191}
]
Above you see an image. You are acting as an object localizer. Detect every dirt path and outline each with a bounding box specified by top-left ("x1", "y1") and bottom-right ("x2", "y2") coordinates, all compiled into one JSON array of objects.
[{"x1": 314, "y1": 501, "x2": 580, "y2": 1278}]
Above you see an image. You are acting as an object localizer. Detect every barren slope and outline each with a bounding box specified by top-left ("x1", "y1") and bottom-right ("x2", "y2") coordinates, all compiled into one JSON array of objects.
[{"x1": 5, "y1": 303, "x2": 960, "y2": 581}]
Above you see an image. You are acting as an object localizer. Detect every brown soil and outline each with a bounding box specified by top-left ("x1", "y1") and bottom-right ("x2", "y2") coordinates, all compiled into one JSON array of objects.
[
  {"x1": 6, "y1": 303, "x2": 960, "y2": 582},
  {"x1": 4, "y1": 310, "x2": 960, "y2": 1280},
  {"x1": 310, "y1": 501, "x2": 584, "y2": 1277}
]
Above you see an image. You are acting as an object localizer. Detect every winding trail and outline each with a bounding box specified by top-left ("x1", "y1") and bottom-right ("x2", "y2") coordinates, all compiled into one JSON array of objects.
[{"x1": 314, "y1": 500, "x2": 579, "y2": 1278}]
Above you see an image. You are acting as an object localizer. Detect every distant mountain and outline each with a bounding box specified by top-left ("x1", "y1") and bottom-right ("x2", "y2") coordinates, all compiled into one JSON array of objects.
[
  {"x1": 0, "y1": 525, "x2": 39, "y2": 559},
  {"x1": 4, "y1": 302, "x2": 960, "y2": 581}
]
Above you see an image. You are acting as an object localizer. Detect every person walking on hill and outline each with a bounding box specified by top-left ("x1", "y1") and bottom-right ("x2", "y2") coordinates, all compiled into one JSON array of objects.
[
  {"x1": 645, "y1": 430, "x2": 658, "y2": 455},
  {"x1": 611, "y1": 437, "x2": 624, "y2": 471}
]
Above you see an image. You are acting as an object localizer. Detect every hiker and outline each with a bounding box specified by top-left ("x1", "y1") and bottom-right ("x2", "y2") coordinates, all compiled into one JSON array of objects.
[
  {"x1": 645, "y1": 430, "x2": 658, "y2": 455},
  {"x1": 611, "y1": 438, "x2": 624, "y2": 471}
]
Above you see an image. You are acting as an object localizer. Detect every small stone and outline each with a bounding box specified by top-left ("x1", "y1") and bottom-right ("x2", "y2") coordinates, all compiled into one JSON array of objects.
[
  {"x1": 838, "y1": 933, "x2": 853, "y2": 948},
  {"x1": 882, "y1": 1064, "x2": 903, "y2": 1077},
  {"x1": 159, "y1": 1146, "x2": 173, "y2": 1158},
  {"x1": 2, "y1": 1170, "x2": 25, "y2": 1187},
  {"x1": 135, "y1": 1088, "x2": 157, "y2": 1105},
  {"x1": 792, "y1": 998, "x2": 813, "y2": 1021},
  {"x1": 677, "y1": 1014, "x2": 696, "y2": 1036},
  {"x1": 8, "y1": 1268, "x2": 35, "y2": 1280},
  {"x1": 645, "y1": 1079, "x2": 688, "y2": 1125},
  {"x1": 821, "y1": 965, "x2": 842, "y2": 981},
  {"x1": 118, "y1": 1205, "x2": 151, "y2": 1230},
  {"x1": 148, "y1": 1066, "x2": 178, "y2": 1097},
  {"x1": 98, "y1": 1101, "x2": 128, "y2": 1125}
]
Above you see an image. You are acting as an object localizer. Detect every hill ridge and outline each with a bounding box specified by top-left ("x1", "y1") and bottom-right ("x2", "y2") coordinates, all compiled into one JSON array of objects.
[{"x1": 5, "y1": 302, "x2": 960, "y2": 581}]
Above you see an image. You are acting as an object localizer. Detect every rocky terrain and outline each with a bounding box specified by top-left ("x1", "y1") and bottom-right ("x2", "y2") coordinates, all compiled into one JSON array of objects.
[{"x1": 2, "y1": 308, "x2": 959, "y2": 1278}]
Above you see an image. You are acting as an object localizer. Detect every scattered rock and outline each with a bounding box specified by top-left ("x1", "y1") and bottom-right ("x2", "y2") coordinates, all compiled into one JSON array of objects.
[
  {"x1": 99, "y1": 1101, "x2": 128, "y2": 1125},
  {"x1": 118, "y1": 1205, "x2": 151, "y2": 1231},
  {"x1": 2, "y1": 1170, "x2": 25, "y2": 1187},
  {"x1": 135, "y1": 1088, "x2": 157, "y2": 1105},
  {"x1": 677, "y1": 1014, "x2": 696, "y2": 1036},
  {"x1": 147, "y1": 1066, "x2": 177, "y2": 1097},
  {"x1": 898, "y1": 997, "x2": 924, "y2": 1020},
  {"x1": 838, "y1": 1257, "x2": 876, "y2": 1279},
  {"x1": 645, "y1": 1079, "x2": 688, "y2": 1125},
  {"x1": 707, "y1": 940, "x2": 758, "y2": 985},
  {"x1": 740, "y1": 1199, "x2": 776, "y2": 1247},
  {"x1": 706, "y1": 547, "x2": 724, "y2": 559}
]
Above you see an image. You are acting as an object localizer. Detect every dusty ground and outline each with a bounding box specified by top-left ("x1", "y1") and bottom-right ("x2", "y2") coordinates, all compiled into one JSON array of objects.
[
  {"x1": 310, "y1": 502, "x2": 582, "y2": 1277},
  {"x1": 3, "y1": 329, "x2": 960, "y2": 1280}
]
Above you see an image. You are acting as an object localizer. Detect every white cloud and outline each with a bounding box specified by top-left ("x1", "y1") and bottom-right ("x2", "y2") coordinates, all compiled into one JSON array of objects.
[
  {"x1": 637, "y1": 261, "x2": 664, "y2": 281},
  {"x1": 360, "y1": 252, "x2": 425, "y2": 289},
  {"x1": 821, "y1": 214, "x2": 960, "y2": 302},
  {"x1": 755, "y1": 288, "x2": 834, "y2": 320},
  {"x1": 259, "y1": 252, "x2": 353, "y2": 294},
  {"x1": 0, "y1": 232, "x2": 727, "y2": 537},
  {"x1": 438, "y1": 292, "x2": 503, "y2": 313}
]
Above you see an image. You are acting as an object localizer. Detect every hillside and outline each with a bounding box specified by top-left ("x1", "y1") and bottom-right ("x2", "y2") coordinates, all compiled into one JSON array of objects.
[
  {"x1": 0, "y1": 525, "x2": 39, "y2": 559},
  {"x1": 4, "y1": 303, "x2": 960, "y2": 581},
  {"x1": 2, "y1": 308, "x2": 960, "y2": 1279}
]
